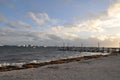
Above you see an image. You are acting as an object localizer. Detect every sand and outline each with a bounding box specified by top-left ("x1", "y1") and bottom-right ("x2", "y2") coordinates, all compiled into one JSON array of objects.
[{"x1": 0, "y1": 54, "x2": 120, "y2": 80}]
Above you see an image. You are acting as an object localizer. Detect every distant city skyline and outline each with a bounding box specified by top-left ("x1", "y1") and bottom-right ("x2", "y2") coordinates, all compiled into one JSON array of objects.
[{"x1": 0, "y1": 0, "x2": 120, "y2": 47}]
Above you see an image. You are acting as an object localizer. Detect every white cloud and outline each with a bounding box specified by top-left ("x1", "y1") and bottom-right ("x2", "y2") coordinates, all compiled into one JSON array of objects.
[
  {"x1": 28, "y1": 12, "x2": 57, "y2": 25},
  {"x1": 17, "y1": 21, "x2": 31, "y2": 28},
  {"x1": 91, "y1": 34, "x2": 120, "y2": 41},
  {"x1": 99, "y1": 0, "x2": 120, "y2": 28},
  {"x1": 107, "y1": 0, "x2": 120, "y2": 18},
  {"x1": 43, "y1": 0, "x2": 120, "y2": 46},
  {"x1": 50, "y1": 26, "x2": 80, "y2": 40},
  {"x1": 38, "y1": 13, "x2": 50, "y2": 20},
  {"x1": 79, "y1": 19, "x2": 104, "y2": 32},
  {"x1": 63, "y1": 32, "x2": 79, "y2": 39},
  {"x1": 28, "y1": 12, "x2": 45, "y2": 25},
  {"x1": 90, "y1": 34, "x2": 120, "y2": 47},
  {"x1": 0, "y1": 0, "x2": 120, "y2": 47}
]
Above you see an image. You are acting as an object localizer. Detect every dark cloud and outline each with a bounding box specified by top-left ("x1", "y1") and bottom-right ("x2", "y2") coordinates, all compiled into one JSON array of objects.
[
  {"x1": 0, "y1": 27, "x2": 119, "y2": 47},
  {"x1": 47, "y1": 34, "x2": 62, "y2": 41}
]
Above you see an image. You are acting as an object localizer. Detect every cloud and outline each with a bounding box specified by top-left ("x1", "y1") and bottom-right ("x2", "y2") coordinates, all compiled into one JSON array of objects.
[
  {"x1": 39, "y1": 13, "x2": 50, "y2": 20},
  {"x1": 17, "y1": 21, "x2": 31, "y2": 28},
  {"x1": 63, "y1": 32, "x2": 79, "y2": 39},
  {"x1": 0, "y1": 27, "x2": 64, "y2": 46},
  {"x1": 28, "y1": 12, "x2": 58, "y2": 25},
  {"x1": 91, "y1": 0, "x2": 120, "y2": 30},
  {"x1": 88, "y1": 0, "x2": 120, "y2": 29},
  {"x1": 47, "y1": 34, "x2": 62, "y2": 41},
  {"x1": 91, "y1": 34, "x2": 120, "y2": 41},
  {"x1": 90, "y1": 34, "x2": 120, "y2": 47},
  {"x1": 0, "y1": 27, "x2": 46, "y2": 45},
  {"x1": 50, "y1": 0, "x2": 120, "y2": 38},
  {"x1": 50, "y1": 26, "x2": 80, "y2": 40},
  {"x1": 47, "y1": 18, "x2": 103, "y2": 40},
  {"x1": 0, "y1": 26, "x2": 119, "y2": 47},
  {"x1": 0, "y1": 0, "x2": 120, "y2": 47},
  {"x1": 28, "y1": 12, "x2": 45, "y2": 25},
  {"x1": 0, "y1": 13, "x2": 31, "y2": 29},
  {"x1": 107, "y1": 0, "x2": 120, "y2": 18},
  {"x1": 6, "y1": 21, "x2": 31, "y2": 29}
]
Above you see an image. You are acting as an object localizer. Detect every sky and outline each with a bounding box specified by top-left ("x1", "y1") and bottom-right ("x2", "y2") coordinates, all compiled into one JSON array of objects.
[{"x1": 0, "y1": 0, "x2": 120, "y2": 47}]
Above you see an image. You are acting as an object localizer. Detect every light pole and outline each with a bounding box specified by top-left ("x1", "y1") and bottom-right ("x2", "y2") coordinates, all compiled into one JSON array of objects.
[
  {"x1": 81, "y1": 43, "x2": 83, "y2": 47},
  {"x1": 119, "y1": 42, "x2": 120, "y2": 53},
  {"x1": 98, "y1": 42, "x2": 100, "y2": 48},
  {"x1": 98, "y1": 41, "x2": 100, "y2": 52}
]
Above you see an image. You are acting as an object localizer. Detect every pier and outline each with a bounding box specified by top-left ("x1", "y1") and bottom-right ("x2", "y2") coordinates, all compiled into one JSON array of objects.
[{"x1": 58, "y1": 47, "x2": 120, "y2": 53}]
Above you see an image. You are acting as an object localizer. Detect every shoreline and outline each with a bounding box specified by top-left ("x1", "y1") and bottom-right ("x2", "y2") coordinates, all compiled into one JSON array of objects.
[
  {"x1": 0, "y1": 52, "x2": 119, "y2": 72},
  {"x1": 0, "y1": 52, "x2": 120, "y2": 80}
]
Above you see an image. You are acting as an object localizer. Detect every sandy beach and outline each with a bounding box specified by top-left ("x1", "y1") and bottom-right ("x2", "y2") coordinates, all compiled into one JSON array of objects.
[{"x1": 0, "y1": 54, "x2": 120, "y2": 80}]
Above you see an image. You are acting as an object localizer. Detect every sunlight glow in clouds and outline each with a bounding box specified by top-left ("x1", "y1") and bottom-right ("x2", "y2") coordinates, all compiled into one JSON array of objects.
[
  {"x1": 47, "y1": 0, "x2": 120, "y2": 43},
  {"x1": 28, "y1": 12, "x2": 49, "y2": 25},
  {"x1": 0, "y1": 0, "x2": 120, "y2": 47}
]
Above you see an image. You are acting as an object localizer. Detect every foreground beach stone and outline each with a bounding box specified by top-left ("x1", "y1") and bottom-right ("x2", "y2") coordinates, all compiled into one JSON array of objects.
[{"x1": 0, "y1": 55, "x2": 120, "y2": 80}]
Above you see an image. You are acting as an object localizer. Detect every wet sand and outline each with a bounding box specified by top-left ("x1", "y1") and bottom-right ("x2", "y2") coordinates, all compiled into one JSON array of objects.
[{"x1": 0, "y1": 54, "x2": 120, "y2": 80}]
